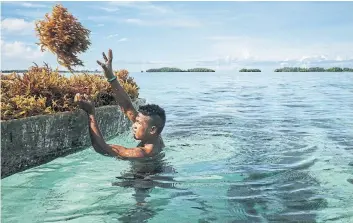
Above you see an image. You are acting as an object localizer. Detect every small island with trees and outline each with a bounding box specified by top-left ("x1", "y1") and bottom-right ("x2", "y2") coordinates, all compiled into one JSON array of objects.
[
  {"x1": 239, "y1": 68, "x2": 261, "y2": 72},
  {"x1": 274, "y1": 67, "x2": 353, "y2": 72},
  {"x1": 145, "y1": 67, "x2": 215, "y2": 72}
]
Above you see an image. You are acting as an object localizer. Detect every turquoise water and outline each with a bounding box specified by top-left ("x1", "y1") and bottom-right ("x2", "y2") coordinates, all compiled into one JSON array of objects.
[{"x1": 2, "y1": 72, "x2": 353, "y2": 222}]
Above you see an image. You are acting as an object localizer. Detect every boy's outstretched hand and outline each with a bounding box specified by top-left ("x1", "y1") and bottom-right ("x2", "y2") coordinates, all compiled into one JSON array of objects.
[
  {"x1": 74, "y1": 93, "x2": 95, "y2": 115},
  {"x1": 97, "y1": 49, "x2": 115, "y2": 80}
]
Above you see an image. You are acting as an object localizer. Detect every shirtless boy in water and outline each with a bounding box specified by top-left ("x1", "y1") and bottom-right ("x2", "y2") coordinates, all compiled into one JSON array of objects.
[
  {"x1": 75, "y1": 49, "x2": 166, "y2": 162},
  {"x1": 75, "y1": 50, "x2": 191, "y2": 209}
]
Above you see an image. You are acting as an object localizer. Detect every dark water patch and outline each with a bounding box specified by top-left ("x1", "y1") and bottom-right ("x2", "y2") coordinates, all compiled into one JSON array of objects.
[
  {"x1": 327, "y1": 134, "x2": 353, "y2": 148},
  {"x1": 267, "y1": 212, "x2": 317, "y2": 223},
  {"x1": 245, "y1": 171, "x2": 283, "y2": 182},
  {"x1": 292, "y1": 96, "x2": 307, "y2": 101},
  {"x1": 165, "y1": 131, "x2": 191, "y2": 138},
  {"x1": 226, "y1": 168, "x2": 326, "y2": 222},
  {"x1": 198, "y1": 98, "x2": 215, "y2": 103},
  {"x1": 328, "y1": 83, "x2": 353, "y2": 89},
  {"x1": 283, "y1": 104, "x2": 313, "y2": 108},
  {"x1": 310, "y1": 118, "x2": 333, "y2": 122},
  {"x1": 238, "y1": 96, "x2": 264, "y2": 101},
  {"x1": 237, "y1": 104, "x2": 262, "y2": 108},
  {"x1": 224, "y1": 123, "x2": 323, "y2": 222},
  {"x1": 310, "y1": 118, "x2": 335, "y2": 129},
  {"x1": 189, "y1": 116, "x2": 237, "y2": 129},
  {"x1": 238, "y1": 93, "x2": 264, "y2": 100},
  {"x1": 279, "y1": 91, "x2": 295, "y2": 96},
  {"x1": 278, "y1": 118, "x2": 299, "y2": 125},
  {"x1": 173, "y1": 123, "x2": 194, "y2": 128},
  {"x1": 206, "y1": 132, "x2": 234, "y2": 137},
  {"x1": 235, "y1": 109, "x2": 265, "y2": 115},
  {"x1": 212, "y1": 89, "x2": 231, "y2": 93},
  {"x1": 238, "y1": 93, "x2": 253, "y2": 98}
]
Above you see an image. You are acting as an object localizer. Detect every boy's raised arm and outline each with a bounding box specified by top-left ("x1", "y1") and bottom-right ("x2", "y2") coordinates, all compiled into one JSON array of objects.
[{"x1": 97, "y1": 49, "x2": 138, "y2": 123}]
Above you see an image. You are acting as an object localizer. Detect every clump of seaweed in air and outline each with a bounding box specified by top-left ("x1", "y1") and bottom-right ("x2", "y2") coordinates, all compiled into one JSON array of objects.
[{"x1": 35, "y1": 4, "x2": 91, "y2": 73}]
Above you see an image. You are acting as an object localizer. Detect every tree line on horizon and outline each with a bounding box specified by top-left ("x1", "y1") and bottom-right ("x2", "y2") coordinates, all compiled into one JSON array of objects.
[
  {"x1": 145, "y1": 67, "x2": 215, "y2": 72},
  {"x1": 3, "y1": 66, "x2": 353, "y2": 74},
  {"x1": 274, "y1": 67, "x2": 353, "y2": 72},
  {"x1": 239, "y1": 68, "x2": 261, "y2": 72},
  {"x1": 238, "y1": 67, "x2": 353, "y2": 72}
]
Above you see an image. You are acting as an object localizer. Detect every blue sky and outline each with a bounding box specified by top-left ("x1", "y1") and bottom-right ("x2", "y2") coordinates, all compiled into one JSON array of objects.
[{"x1": 1, "y1": 1, "x2": 353, "y2": 71}]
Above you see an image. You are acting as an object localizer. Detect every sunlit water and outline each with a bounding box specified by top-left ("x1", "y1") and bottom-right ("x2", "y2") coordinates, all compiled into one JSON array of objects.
[{"x1": 2, "y1": 72, "x2": 353, "y2": 223}]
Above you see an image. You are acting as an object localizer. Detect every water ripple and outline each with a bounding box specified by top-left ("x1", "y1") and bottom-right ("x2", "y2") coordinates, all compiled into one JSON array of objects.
[{"x1": 2, "y1": 72, "x2": 353, "y2": 222}]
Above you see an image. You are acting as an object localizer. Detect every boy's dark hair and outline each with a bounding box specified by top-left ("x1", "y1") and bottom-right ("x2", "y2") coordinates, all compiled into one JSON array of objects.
[{"x1": 138, "y1": 104, "x2": 166, "y2": 134}]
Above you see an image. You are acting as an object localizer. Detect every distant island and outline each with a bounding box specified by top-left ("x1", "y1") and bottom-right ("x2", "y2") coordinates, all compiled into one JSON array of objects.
[
  {"x1": 239, "y1": 68, "x2": 261, "y2": 72},
  {"x1": 146, "y1": 67, "x2": 215, "y2": 72},
  {"x1": 274, "y1": 67, "x2": 353, "y2": 72}
]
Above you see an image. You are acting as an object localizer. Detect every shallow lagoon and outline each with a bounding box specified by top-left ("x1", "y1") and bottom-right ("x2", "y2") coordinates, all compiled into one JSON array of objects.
[{"x1": 2, "y1": 71, "x2": 353, "y2": 222}]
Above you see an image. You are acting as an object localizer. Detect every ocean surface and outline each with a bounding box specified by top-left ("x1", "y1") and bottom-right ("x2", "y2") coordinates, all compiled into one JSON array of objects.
[{"x1": 2, "y1": 71, "x2": 353, "y2": 222}]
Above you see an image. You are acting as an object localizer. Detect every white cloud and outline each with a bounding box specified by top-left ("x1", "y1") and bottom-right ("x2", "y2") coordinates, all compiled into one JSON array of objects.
[
  {"x1": 1, "y1": 40, "x2": 44, "y2": 60},
  {"x1": 124, "y1": 18, "x2": 201, "y2": 28},
  {"x1": 21, "y1": 2, "x2": 48, "y2": 8},
  {"x1": 207, "y1": 35, "x2": 353, "y2": 62},
  {"x1": 4, "y1": 2, "x2": 49, "y2": 19},
  {"x1": 109, "y1": 1, "x2": 170, "y2": 14},
  {"x1": 99, "y1": 7, "x2": 119, "y2": 12},
  {"x1": 2, "y1": 1, "x2": 48, "y2": 8},
  {"x1": 107, "y1": 34, "x2": 119, "y2": 39},
  {"x1": 1, "y1": 18, "x2": 34, "y2": 34},
  {"x1": 1, "y1": 40, "x2": 86, "y2": 70},
  {"x1": 13, "y1": 9, "x2": 49, "y2": 20},
  {"x1": 111, "y1": 60, "x2": 168, "y2": 65},
  {"x1": 206, "y1": 36, "x2": 244, "y2": 41},
  {"x1": 125, "y1": 18, "x2": 144, "y2": 25},
  {"x1": 195, "y1": 54, "x2": 353, "y2": 71},
  {"x1": 299, "y1": 55, "x2": 328, "y2": 63},
  {"x1": 109, "y1": 2, "x2": 202, "y2": 28},
  {"x1": 168, "y1": 18, "x2": 201, "y2": 28},
  {"x1": 86, "y1": 16, "x2": 114, "y2": 22},
  {"x1": 118, "y1": 38, "x2": 128, "y2": 42}
]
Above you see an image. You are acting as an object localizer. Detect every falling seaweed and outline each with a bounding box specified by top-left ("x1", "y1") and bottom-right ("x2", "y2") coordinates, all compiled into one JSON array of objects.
[{"x1": 35, "y1": 4, "x2": 91, "y2": 72}]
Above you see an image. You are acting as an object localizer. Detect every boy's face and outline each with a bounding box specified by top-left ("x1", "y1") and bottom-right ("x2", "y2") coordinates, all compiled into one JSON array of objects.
[{"x1": 132, "y1": 113, "x2": 157, "y2": 140}]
